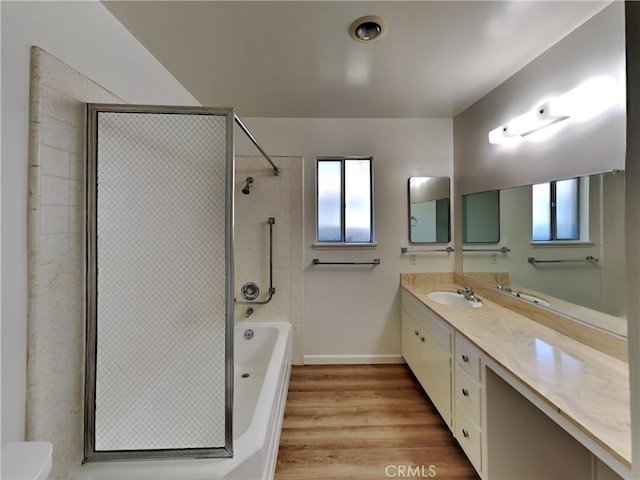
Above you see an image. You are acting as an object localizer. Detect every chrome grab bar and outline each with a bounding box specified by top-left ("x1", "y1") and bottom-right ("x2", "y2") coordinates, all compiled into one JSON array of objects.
[
  {"x1": 235, "y1": 217, "x2": 276, "y2": 305},
  {"x1": 528, "y1": 256, "x2": 599, "y2": 264}
]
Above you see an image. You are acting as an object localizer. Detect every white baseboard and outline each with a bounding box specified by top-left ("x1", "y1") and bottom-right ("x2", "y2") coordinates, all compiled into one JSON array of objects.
[{"x1": 303, "y1": 354, "x2": 405, "y2": 365}]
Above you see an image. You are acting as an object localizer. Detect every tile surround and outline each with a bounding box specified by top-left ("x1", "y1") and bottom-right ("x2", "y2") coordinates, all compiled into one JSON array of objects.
[
  {"x1": 234, "y1": 156, "x2": 304, "y2": 364},
  {"x1": 27, "y1": 48, "x2": 303, "y2": 479},
  {"x1": 27, "y1": 47, "x2": 125, "y2": 480}
]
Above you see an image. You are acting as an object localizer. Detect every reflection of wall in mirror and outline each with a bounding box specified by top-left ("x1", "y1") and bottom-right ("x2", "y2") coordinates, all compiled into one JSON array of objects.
[
  {"x1": 411, "y1": 201, "x2": 437, "y2": 242},
  {"x1": 410, "y1": 199, "x2": 449, "y2": 243},
  {"x1": 601, "y1": 173, "x2": 626, "y2": 318},
  {"x1": 462, "y1": 191, "x2": 500, "y2": 243}
]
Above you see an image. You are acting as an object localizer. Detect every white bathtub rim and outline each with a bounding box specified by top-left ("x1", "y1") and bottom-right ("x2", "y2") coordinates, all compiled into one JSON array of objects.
[
  {"x1": 70, "y1": 322, "x2": 292, "y2": 480},
  {"x1": 234, "y1": 322, "x2": 291, "y2": 452}
]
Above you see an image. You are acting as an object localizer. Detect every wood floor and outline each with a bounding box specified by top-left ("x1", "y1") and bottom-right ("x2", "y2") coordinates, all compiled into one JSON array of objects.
[{"x1": 274, "y1": 364, "x2": 480, "y2": 480}]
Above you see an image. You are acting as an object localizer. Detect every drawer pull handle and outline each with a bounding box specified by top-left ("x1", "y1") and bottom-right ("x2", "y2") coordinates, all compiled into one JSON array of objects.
[
  {"x1": 462, "y1": 429, "x2": 469, "y2": 438},
  {"x1": 420, "y1": 336, "x2": 425, "y2": 342},
  {"x1": 462, "y1": 388, "x2": 469, "y2": 397},
  {"x1": 461, "y1": 354, "x2": 469, "y2": 363},
  {"x1": 415, "y1": 330, "x2": 419, "y2": 336}
]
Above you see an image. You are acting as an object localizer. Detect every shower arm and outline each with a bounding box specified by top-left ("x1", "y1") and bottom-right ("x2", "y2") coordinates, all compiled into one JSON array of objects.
[
  {"x1": 234, "y1": 115, "x2": 280, "y2": 176},
  {"x1": 235, "y1": 217, "x2": 276, "y2": 305}
]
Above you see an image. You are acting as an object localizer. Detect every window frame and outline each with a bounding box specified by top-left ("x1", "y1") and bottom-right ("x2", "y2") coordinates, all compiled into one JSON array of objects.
[
  {"x1": 532, "y1": 177, "x2": 580, "y2": 242},
  {"x1": 315, "y1": 156, "x2": 376, "y2": 247}
]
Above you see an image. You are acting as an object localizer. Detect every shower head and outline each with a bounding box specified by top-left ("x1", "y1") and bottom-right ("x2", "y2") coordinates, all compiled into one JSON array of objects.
[{"x1": 242, "y1": 177, "x2": 254, "y2": 195}]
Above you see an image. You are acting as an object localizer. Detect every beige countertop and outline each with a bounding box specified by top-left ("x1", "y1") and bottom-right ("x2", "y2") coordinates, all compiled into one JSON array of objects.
[{"x1": 401, "y1": 278, "x2": 631, "y2": 467}]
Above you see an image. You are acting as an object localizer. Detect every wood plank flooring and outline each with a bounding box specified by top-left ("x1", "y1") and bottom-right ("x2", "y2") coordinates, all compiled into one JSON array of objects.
[{"x1": 275, "y1": 364, "x2": 480, "y2": 480}]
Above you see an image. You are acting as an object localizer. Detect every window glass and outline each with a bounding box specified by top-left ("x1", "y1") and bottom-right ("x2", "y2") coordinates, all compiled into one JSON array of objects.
[
  {"x1": 317, "y1": 161, "x2": 342, "y2": 242},
  {"x1": 532, "y1": 178, "x2": 579, "y2": 241},
  {"x1": 532, "y1": 183, "x2": 551, "y2": 241},
  {"x1": 556, "y1": 178, "x2": 579, "y2": 240},
  {"x1": 317, "y1": 157, "x2": 374, "y2": 243},
  {"x1": 344, "y1": 160, "x2": 372, "y2": 242}
]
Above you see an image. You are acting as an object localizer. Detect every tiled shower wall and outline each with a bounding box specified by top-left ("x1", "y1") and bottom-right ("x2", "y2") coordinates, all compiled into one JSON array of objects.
[
  {"x1": 28, "y1": 48, "x2": 303, "y2": 479},
  {"x1": 234, "y1": 156, "x2": 304, "y2": 364},
  {"x1": 27, "y1": 47, "x2": 125, "y2": 479}
]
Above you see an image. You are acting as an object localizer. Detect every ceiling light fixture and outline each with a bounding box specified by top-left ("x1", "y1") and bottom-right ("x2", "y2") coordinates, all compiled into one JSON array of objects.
[
  {"x1": 349, "y1": 15, "x2": 388, "y2": 43},
  {"x1": 488, "y1": 76, "x2": 620, "y2": 146}
]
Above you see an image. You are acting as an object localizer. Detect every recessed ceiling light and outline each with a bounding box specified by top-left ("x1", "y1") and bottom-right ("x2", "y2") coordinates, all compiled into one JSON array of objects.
[{"x1": 349, "y1": 15, "x2": 388, "y2": 43}]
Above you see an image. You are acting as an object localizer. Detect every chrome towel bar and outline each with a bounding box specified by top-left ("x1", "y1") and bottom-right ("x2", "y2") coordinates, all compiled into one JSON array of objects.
[
  {"x1": 528, "y1": 256, "x2": 599, "y2": 264},
  {"x1": 312, "y1": 258, "x2": 380, "y2": 265},
  {"x1": 462, "y1": 247, "x2": 510, "y2": 253},
  {"x1": 401, "y1": 247, "x2": 454, "y2": 253}
]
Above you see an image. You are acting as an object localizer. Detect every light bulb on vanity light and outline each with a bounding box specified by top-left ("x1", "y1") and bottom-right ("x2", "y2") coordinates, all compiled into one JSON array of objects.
[
  {"x1": 488, "y1": 76, "x2": 620, "y2": 145},
  {"x1": 547, "y1": 77, "x2": 620, "y2": 120}
]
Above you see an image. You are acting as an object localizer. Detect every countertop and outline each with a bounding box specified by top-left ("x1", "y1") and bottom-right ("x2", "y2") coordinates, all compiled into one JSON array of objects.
[{"x1": 401, "y1": 278, "x2": 631, "y2": 467}]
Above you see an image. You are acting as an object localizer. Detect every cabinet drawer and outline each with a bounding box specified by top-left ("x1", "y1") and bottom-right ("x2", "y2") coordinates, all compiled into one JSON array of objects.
[
  {"x1": 455, "y1": 402, "x2": 482, "y2": 472},
  {"x1": 455, "y1": 334, "x2": 482, "y2": 381},
  {"x1": 401, "y1": 289, "x2": 452, "y2": 353},
  {"x1": 455, "y1": 364, "x2": 481, "y2": 426}
]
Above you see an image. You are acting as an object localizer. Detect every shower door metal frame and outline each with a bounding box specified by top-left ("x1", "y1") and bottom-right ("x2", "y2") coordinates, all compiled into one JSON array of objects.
[{"x1": 84, "y1": 104, "x2": 235, "y2": 462}]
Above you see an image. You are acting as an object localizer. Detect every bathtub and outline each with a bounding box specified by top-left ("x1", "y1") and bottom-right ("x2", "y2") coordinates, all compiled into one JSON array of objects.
[{"x1": 72, "y1": 322, "x2": 292, "y2": 480}]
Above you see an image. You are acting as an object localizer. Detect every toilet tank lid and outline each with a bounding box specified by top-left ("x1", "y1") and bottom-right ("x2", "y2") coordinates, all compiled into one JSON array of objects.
[{"x1": 1, "y1": 442, "x2": 53, "y2": 480}]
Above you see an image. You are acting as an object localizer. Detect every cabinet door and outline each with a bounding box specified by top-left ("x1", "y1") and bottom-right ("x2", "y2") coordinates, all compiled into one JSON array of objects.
[
  {"x1": 418, "y1": 332, "x2": 452, "y2": 428},
  {"x1": 401, "y1": 310, "x2": 421, "y2": 370}
]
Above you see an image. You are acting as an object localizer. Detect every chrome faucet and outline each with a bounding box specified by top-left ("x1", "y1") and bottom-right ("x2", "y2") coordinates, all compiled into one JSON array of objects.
[{"x1": 457, "y1": 285, "x2": 480, "y2": 302}]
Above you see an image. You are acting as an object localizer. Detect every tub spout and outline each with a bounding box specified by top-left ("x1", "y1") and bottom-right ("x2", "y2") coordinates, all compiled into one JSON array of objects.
[{"x1": 245, "y1": 307, "x2": 254, "y2": 318}]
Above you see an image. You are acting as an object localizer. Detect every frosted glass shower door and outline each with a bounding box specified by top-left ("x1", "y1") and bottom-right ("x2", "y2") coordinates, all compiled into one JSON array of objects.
[{"x1": 85, "y1": 105, "x2": 234, "y2": 461}]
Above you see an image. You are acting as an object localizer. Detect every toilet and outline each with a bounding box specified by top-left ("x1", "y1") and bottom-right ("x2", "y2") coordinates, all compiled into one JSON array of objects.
[{"x1": 1, "y1": 442, "x2": 52, "y2": 480}]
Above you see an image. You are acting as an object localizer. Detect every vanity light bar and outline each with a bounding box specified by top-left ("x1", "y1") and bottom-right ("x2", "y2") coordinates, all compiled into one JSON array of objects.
[{"x1": 488, "y1": 76, "x2": 619, "y2": 145}]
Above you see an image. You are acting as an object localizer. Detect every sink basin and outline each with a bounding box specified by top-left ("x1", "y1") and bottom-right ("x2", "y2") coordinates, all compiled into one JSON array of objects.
[
  {"x1": 427, "y1": 291, "x2": 483, "y2": 308},
  {"x1": 515, "y1": 293, "x2": 550, "y2": 307}
]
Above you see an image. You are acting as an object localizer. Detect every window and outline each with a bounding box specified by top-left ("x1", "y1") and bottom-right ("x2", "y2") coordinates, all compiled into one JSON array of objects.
[
  {"x1": 316, "y1": 157, "x2": 374, "y2": 244},
  {"x1": 532, "y1": 178, "x2": 579, "y2": 241}
]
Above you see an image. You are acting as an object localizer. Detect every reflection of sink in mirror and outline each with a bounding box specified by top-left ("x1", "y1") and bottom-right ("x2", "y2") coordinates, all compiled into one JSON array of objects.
[
  {"x1": 427, "y1": 291, "x2": 483, "y2": 309},
  {"x1": 515, "y1": 293, "x2": 551, "y2": 307}
]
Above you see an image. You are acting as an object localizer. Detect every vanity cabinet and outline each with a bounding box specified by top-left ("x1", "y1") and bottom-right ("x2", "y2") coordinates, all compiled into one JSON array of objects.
[
  {"x1": 400, "y1": 282, "x2": 630, "y2": 480},
  {"x1": 400, "y1": 289, "x2": 453, "y2": 428},
  {"x1": 453, "y1": 334, "x2": 485, "y2": 476}
]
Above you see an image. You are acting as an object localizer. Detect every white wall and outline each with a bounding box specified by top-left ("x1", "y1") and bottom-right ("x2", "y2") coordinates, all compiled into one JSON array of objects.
[
  {"x1": 235, "y1": 118, "x2": 453, "y2": 363},
  {"x1": 1, "y1": 0, "x2": 198, "y2": 447},
  {"x1": 453, "y1": 2, "x2": 625, "y2": 277},
  {"x1": 453, "y1": 2, "x2": 626, "y2": 198}
]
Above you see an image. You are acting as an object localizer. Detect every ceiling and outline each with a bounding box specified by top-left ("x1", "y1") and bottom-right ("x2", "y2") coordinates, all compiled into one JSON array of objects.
[{"x1": 103, "y1": 1, "x2": 610, "y2": 118}]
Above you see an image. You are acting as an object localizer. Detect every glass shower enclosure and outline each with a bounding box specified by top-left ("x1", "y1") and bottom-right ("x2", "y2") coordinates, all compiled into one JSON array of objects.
[{"x1": 84, "y1": 105, "x2": 234, "y2": 461}]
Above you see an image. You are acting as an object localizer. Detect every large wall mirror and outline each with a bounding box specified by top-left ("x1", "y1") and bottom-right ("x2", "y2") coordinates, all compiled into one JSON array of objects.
[
  {"x1": 408, "y1": 177, "x2": 451, "y2": 243},
  {"x1": 462, "y1": 170, "x2": 626, "y2": 337}
]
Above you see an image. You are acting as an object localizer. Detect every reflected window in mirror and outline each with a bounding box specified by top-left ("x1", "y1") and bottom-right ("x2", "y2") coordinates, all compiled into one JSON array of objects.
[
  {"x1": 408, "y1": 177, "x2": 450, "y2": 243},
  {"x1": 532, "y1": 178, "x2": 580, "y2": 241}
]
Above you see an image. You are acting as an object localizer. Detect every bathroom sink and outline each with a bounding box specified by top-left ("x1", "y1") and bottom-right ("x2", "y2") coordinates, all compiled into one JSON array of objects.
[
  {"x1": 427, "y1": 291, "x2": 483, "y2": 308},
  {"x1": 515, "y1": 293, "x2": 550, "y2": 307}
]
